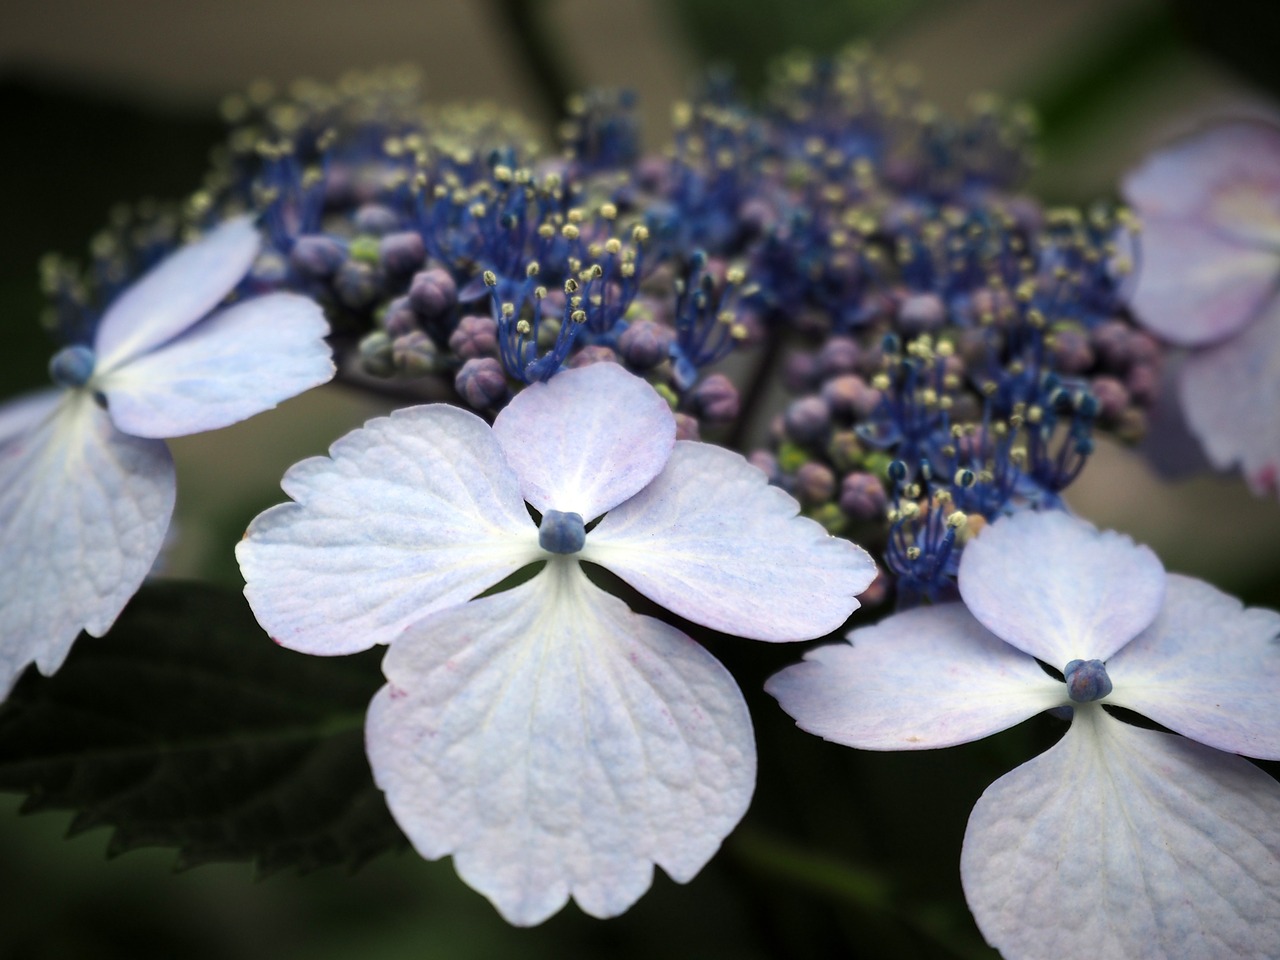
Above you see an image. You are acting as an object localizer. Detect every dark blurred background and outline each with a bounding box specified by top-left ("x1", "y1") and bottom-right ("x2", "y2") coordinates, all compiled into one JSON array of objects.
[{"x1": 2, "y1": 1, "x2": 1280, "y2": 958}]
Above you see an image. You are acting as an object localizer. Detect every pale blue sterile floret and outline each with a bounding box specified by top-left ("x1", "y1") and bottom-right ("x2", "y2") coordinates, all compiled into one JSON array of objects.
[
  {"x1": 767, "y1": 508, "x2": 1280, "y2": 960},
  {"x1": 0, "y1": 217, "x2": 334, "y2": 700},
  {"x1": 236, "y1": 360, "x2": 876, "y2": 926}
]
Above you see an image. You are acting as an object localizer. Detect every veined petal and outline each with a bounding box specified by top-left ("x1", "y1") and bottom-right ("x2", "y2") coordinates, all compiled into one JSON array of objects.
[
  {"x1": 584, "y1": 442, "x2": 874, "y2": 641},
  {"x1": 958, "y1": 510, "x2": 1166, "y2": 669},
  {"x1": 237, "y1": 405, "x2": 540, "y2": 655},
  {"x1": 1123, "y1": 121, "x2": 1280, "y2": 239},
  {"x1": 1127, "y1": 217, "x2": 1280, "y2": 346},
  {"x1": 94, "y1": 217, "x2": 261, "y2": 372},
  {"x1": 1108, "y1": 574, "x2": 1280, "y2": 760},
  {"x1": 98, "y1": 293, "x2": 333, "y2": 439},
  {"x1": 0, "y1": 391, "x2": 174, "y2": 698},
  {"x1": 767, "y1": 603, "x2": 1064, "y2": 749},
  {"x1": 961, "y1": 705, "x2": 1280, "y2": 960},
  {"x1": 491, "y1": 363, "x2": 675, "y2": 519},
  {"x1": 367, "y1": 560, "x2": 755, "y2": 926},
  {"x1": 1179, "y1": 303, "x2": 1280, "y2": 498},
  {"x1": 0, "y1": 388, "x2": 62, "y2": 446}
]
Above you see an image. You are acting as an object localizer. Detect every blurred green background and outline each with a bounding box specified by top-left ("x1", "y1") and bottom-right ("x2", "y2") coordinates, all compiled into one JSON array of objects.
[{"x1": 3, "y1": 1, "x2": 1280, "y2": 958}]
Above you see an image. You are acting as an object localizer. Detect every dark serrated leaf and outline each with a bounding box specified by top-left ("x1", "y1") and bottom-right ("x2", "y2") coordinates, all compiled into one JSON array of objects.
[{"x1": 0, "y1": 581, "x2": 407, "y2": 874}]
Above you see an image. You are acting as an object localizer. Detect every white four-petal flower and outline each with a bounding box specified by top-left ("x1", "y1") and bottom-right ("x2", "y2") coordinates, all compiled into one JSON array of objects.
[
  {"x1": 236, "y1": 361, "x2": 875, "y2": 925},
  {"x1": 1123, "y1": 120, "x2": 1280, "y2": 496},
  {"x1": 768, "y1": 509, "x2": 1280, "y2": 960},
  {"x1": 0, "y1": 217, "x2": 334, "y2": 697}
]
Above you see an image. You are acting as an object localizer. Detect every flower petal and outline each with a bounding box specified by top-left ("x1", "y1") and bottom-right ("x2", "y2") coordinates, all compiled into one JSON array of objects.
[
  {"x1": 94, "y1": 217, "x2": 261, "y2": 372},
  {"x1": 957, "y1": 510, "x2": 1166, "y2": 668},
  {"x1": 1179, "y1": 302, "x2": 1280, "y2": 497},
  {"x1": 237, "y1": 404, "x2": 540, "y2": 655},
  {"x1": 0, "y1": 388, "x2": 62, "y2": 446},
  {"x1": 767, "y1": 603, "x2": 1064, "y2": 750},
  {"x1": 491, "y1": 363, "x2": 675, "y2": 519},
  {"x1": 366, "y1": 560, "x2": 754, "y2": 926},
  {"x1": 1107, "y1": 573, "x2": 1280, "y2": 759},
  {"x1": 583, "y1": 442, "x2": 874, "y2": 641},
  {"x1": 1123, "y1": 121, "x2": 1280, "y2": 239},
  {"x1": 98, "y1": 293, "x2": 333, "y2": 439},
  {"x1": 0, "y1": 392, "x2": 174, "y2": 698},
  {"x1": 961, "y1": 705, "x2": 1280, "y2": 960},
  {"x1": 1126, "y1": 216, "x2": 1280, "y2": 346}
]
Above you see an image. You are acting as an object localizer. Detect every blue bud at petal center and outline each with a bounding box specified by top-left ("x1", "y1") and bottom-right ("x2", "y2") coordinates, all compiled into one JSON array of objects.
[
  {"x1": 539, "y1": 510, "x2": 586, "y2": 555},
  {"x1": 1064, "y1": 658, "x2": 1113, "y2": 703},
  {"x1": 49, "y1": 345, "x2": 97, "y2": 388}
]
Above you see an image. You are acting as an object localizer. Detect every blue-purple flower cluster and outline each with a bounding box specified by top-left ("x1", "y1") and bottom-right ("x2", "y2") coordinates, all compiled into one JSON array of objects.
[{"x1": 38, "y1": 50, "x2": 1163, "y2": 604}]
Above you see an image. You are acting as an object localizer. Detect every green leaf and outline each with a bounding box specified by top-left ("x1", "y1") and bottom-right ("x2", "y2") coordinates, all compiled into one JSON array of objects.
[{"x1": 0, "y1": 581, "x2": 406, "y2": 874}]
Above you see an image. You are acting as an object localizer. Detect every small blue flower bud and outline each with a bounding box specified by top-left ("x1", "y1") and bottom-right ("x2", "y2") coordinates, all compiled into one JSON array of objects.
[
  {"x1": 455, "y1": 356, "x2": 509, "y2": 409},
  {"x1": 617, "y1": 320, "x2": 674, "y2": 369},
  {"x1": 784, "y1": 396, "x2": 831, "y2": 445},
  {"x1": 408, "y1": 268, "x2": 458, "y2": 319},
  {"x1": 49, "y1": 345, "x2": 96, "y2": 388},
  {"x1": 354, "y1": 203, "x2": 400, "y2": 236},
  {"x1": 567, "y1": 345, "x2": 619, "y2": 369},
  {"x1": 794, "y1": 461, "x2": 836, "y2": 506},
  {"x1": 689, "y1": 373, "x2": 740, "y2": 423},
  {"x1": 539, "y1": 510, "x2": 586, "y2": 555},
  {"x1": 816, "y1": 336, "x2": 860, "y2": 378},
  {"x1": 379, "y1": 231, "x2": 426, "y2": 275},
  {"x1": 1064, "y1": 659, "x2": 1113, "y2": 703},
  {"x1": 449, "y1": 314, "x2": 499, "y2": 360},
  {"x1": 380, "y1": 297, "x2": 419, "y2": 338},
  {"x1": 840, "y1": 472, "x2": 888, "y2": 519},
  {"x1": 289, "y1": 235, "x2": 347, "y2": 280},
  {"x1": 822, "y1": 375, "x2": 880, "y2": 419},
  {"x1": 334, "y1": 259, "x2": 381, "y2": 311}
]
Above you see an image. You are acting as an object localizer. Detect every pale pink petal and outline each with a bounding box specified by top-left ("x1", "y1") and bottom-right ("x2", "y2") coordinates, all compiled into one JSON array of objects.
[
  {"x1": 99, "y1": 293, "x2": 333, "y2": 439},
  {"x1": 1128, "y1": 217, "x2": 1280, "y2": 346},
  {"x1": 962, "y1": 705, "x2": 1280, "y2": 960},
  {"x1": 1108, "y1": 573, "x2": 1280, "y2": 760},
  {"x1": 237, "y1": 404, "x2": 540, "y2": 656},
  {"x1": 584, "y1": 442, "x2": 873, "y2": 641},
  {"x1": 94, "y1": 217, "x2": 260, "y2": 372},
  {"x1": 1179, "y1": 303, "x2": 1280, "y2": 497},
  {"x1": 766, "y1": 603, "x2": 1064, "y2": 750},
  {"x1": 0, "y1": 392, "x2": 174, "y2": 697},
  {"x1": 958, "y1": 510, "x2": 1166, "y2": 669},
  {"x1": 491, "y1": 363, "x2": 675, "y2": 519},
  {"x1": 367, "y1": 560, "x2": 754, "y2": 925},
  {"x1": 1123, "y1": 121, "x2": 1280, "y2": 238}
]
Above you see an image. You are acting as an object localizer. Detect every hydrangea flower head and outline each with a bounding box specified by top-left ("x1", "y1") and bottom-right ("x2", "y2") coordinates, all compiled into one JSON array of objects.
[
  {"x1": 237, "y1": 361, "x2": 875, "y2": 924},
  {"x1": 0, "y1": 217, "x2": 333, "y2": 697},
  {"x1": 768, "y1": 509, "x2": 1280, "y2": 959},
  {"x1": 1123, "y1": 120, "x2": 1280, "y2": 496}
]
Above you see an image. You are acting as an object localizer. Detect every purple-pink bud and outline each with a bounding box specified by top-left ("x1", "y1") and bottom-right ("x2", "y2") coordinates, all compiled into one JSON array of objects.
[
  {"x1": 409, "y1": 268, "x2": 459, "y2": 320},
  {"x1": 839, "y1": 472, "x2": 888, "y2": 520},
  {"x1": 448, "y1": 314, "x2": 498, "y2": 360},
  {"x1": 455, "y1": 357, "x2": 509, "y2": 409},
  {"x1": 689, "y1": 373, "x2": 740, "y2": 422}
]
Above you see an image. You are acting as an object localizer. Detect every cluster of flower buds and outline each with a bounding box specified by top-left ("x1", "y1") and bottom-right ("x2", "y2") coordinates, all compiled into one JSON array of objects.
[{"x1": 36, "y1": 49, "x2": 1165, "y2": 606}]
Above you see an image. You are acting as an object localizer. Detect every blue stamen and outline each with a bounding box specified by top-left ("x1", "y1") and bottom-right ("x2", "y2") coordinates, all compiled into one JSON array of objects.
[
  {"x1": 539, "y1": 510, "x2": 586, "y2": 555},
  {"x1": 1064, "y1": 659, "x2": 1113, "y2": 703}
]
